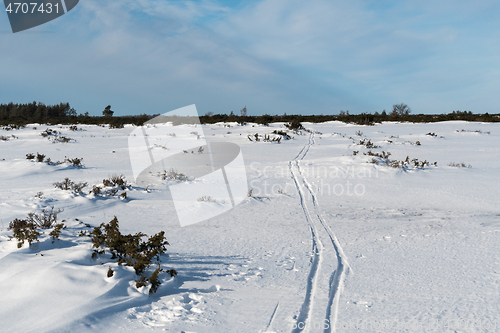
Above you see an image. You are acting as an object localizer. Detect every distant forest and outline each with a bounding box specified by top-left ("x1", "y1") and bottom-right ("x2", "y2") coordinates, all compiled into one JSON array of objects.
[
  {"x1": 1, "y1": 101, "x2": 499, "y2": 126},
  {"x1": 0, "y1": 102, "x2": 151, "y2": 127}
]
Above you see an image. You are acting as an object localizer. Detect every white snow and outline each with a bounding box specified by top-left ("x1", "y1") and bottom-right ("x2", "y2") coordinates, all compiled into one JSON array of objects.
[{"x1": 0, "y1": 121, "x2": 499, "y2": 332}]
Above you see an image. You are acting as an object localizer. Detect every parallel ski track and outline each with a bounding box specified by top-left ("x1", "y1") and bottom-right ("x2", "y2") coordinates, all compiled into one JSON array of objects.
[{"x1": 290, "y1": 133, "x2": 351, "y2": 333}]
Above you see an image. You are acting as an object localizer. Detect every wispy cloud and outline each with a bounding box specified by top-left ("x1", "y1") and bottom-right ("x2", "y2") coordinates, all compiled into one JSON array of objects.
[{"x1": 1, "y1": 0, "x2": 500, "y2": 115}]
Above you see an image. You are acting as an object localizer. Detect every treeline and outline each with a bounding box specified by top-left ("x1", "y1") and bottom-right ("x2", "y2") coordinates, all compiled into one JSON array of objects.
[
  {"x1": 0, "y1": 102, "x2": 72, "y2": 120},
  {"x1": 1, "y1": 102, "x2": 499, "y2": 126},
  {"x1": 200, "y1": 110, "x2": 500, "y2": 125},
  {"x1": 0, "y1": 102, "x2": 152, "y2": 126}
]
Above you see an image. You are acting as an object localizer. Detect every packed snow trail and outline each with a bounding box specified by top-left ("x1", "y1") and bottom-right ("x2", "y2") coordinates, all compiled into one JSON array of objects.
[{"x1": 290, "y1": 133, "x2": 351, "y2": 333}]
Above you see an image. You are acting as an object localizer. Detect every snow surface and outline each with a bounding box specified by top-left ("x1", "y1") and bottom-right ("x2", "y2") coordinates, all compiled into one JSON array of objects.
[{"x1": 0, "y1": 121, "x2": 499, "y2": 332}]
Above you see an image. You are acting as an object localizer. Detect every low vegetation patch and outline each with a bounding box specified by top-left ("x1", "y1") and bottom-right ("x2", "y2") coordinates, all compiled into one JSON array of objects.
[
  {"x1": 271, "y1": 130, "x2": 291, "y2": 140},
  {"x1": 456, "y1": 129, "x2": 490, "y2": 134},
  {"x1": 364, "y1": 150, "x2": 391, "y2": 159},
  {"x1": 54, "y1": 178, "x2": 88, "y2": 193},
  {"x1": 1, "y1": 124, "x2": 25, "y2": 130},
  {"x1": 103, "y1": 174, "x2": 128, "y2": 190},
  {"x1": 285, "y1": 119, "x2": 305, "y2": 132},
  {"x1": 8, "y1": 219, "x2": 40, "y2": 248},
  {"x1": 157, "y1": 168, "x2": 189, "y2": 182},
  {"x1": 448, "y1": 162, "x2": 472, "y2": 168},
  {"x1": 40, "y1": 128, "x2": 74, "y2": 143},
  {"x1": 182, "y1": 146, "x2": 205, "y2": 154},
  {"x1": 50, "y1": 135, "x2": 73, "y2": 143},
  {"x1": 247, "y1": 133, "x2": 282, "y2": 143},
  {"x1": 197, "y1": 196, "x2": 226, "y2": 204},
  {"x1": 358, "y1": 138, "x2": 379, "y2": 149},
  {"x1": 8, "y1": 209, "x2": 173, "y2": 295},
  {"x1": 53, "y1": 175, "x2": 129, "y2": 197},
  {"x1": 8, "y1": 206, "x2": 64, "y2": 248},
  {"x1": 40, "y1": 128, "x2": 58, "y2": 138},
  {"x1": 108, "y1": 122, "x2": 125, "y2": 129},
  {"x1": 368, "y1": 154, "x2": 437, "y2": 170},
  {"x1": 90, "y1": 175, "x2": 130, "y2": 197},
  {"x1": 0, "y1": 134, "x2": 17, "y2": 141},
  {"x1": 26, "y1": 206, "x2": 63, "y2": 229},
  {"x1": 26, "y1": 153, "x2": 84, "y2": 167}
]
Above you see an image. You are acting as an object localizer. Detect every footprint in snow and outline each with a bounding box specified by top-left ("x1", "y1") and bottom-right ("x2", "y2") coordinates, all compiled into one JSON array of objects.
[{"x1": 127, "y1": 292, "x2": 206, "y2": 327}]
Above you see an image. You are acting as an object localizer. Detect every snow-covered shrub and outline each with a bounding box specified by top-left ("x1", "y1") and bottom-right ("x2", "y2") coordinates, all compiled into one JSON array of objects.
[
  {"x1": 91, "y1": 185, "x2": 101, "y2": 196},
  {"x1": 50, "y1": 135, "x2": 72, "y2": 143},
  {"x1": 8, "y1": 207, "x2": 65, "y2": 247},
  {"x1": 40, "y1": 128, "x2": 74, "y2": 143},
  {"x1": 197, "y1": 196, "x2": 226, "y2": 204},
  {"x1": 271, "y1": 130, "x2": 291, "y2": 140},
  {"x1": 248, "y1": 133, "x2": 282, "y2": 143},
  {"x1": 159, "y1": 168, "x2": 188, "y2": 182},
  {"x1": 136, "y1": 265, "x2": 164, "y2": 294},
  {"x1": 65, "y1": 157, "x2": 83, "y2": 167},
  {"x1": 448, "y1": 162, "x2": 472, "y2": 168},
  {"x1": 36, "y1": 153, "x2": 45, "y2": 162},
  {"x1": 8, "y1": 218, "x2": 40, "y2": 248},
  {"x1": 90, "y1": 217, "x2": 177, "y2": 295},
  {"x1": 358, "y1": 138, "x2": 378, "y2": 148},
  {"x1": 102, "y1": 174, "x2": 127, "y2": 190},
  {"x1": 107, "y1": 267, "x2": 114, "y2": 278},
  {"x1": 364, "y1": 150, "x2": 391, "y2": 159},
  {"x1": 27, "y1": 154, "x2": 84, "y2": 167},
  {"x1": 263, "y1": 134, "x2": 281, "y2": 143},
  {"x1": 456, "y1": 129, "x2": 490, "y2": 134},
  {"x1": 53, "y1": 178, "x2": 88, "y2": 193},
  {"x1": 110, "y1": 174, "x2": 127, "y2": 189},
  {"x1": 368, "y1": 154, "x2": 437, "y2": 169},
  {"x1": 285, "y1": 119, "x2": 304, "y2": 131},
  {"x1": 49, "y1": 223, "x2": 66, "y2": 242},
  {"x1": 40, "y1": 128, "x2": 58, "y2": 137},
  {"x1": 107, "y1": 189, "x2": 119, "y2": 196},
  {"x1": 54, "y1": 178, "x2": 73, "y2": 191},
  {"x1": 27, "y1": 206, "x2": 63, "y2": 229}
]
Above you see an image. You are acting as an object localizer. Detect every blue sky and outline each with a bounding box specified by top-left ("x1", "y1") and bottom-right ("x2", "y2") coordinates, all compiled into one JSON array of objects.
[{"x1": 1, "y1": 0, "x2": 500, "y2": 116}]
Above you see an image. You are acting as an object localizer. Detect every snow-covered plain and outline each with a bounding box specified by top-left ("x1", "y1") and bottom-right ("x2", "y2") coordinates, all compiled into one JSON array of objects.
[{"x1": 0, "y1": 120, "x2": 499, "y2": 332}]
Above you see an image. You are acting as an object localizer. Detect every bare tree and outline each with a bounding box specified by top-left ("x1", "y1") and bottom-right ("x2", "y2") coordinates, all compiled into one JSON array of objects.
[
  {"x1": 392, "y1": 103, "x2": 411, "y2": 116},
  {"x1": 240, "y1": 106, "x2": 247, "y2": 117}
]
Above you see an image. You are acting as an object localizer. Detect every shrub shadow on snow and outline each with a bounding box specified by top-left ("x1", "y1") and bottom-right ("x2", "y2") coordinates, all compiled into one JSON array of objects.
[
  {"x1": 23, "y1": 238, "x2": 79, "y2": 253},
  {"x1": 167, "y1": 254, "x2": 245, "y2": 282},
  {"x1": 62, "y1": 254, "x2": 241, "y2": 331}
]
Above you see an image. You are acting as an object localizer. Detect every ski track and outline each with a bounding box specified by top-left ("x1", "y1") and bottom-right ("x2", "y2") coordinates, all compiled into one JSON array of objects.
[
  {"x1": 290, "y1": 133, "x2": 351, "y2": 333},
  {"x1": 264, "y1": 301, "x2": 280, "y2": 333}
]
